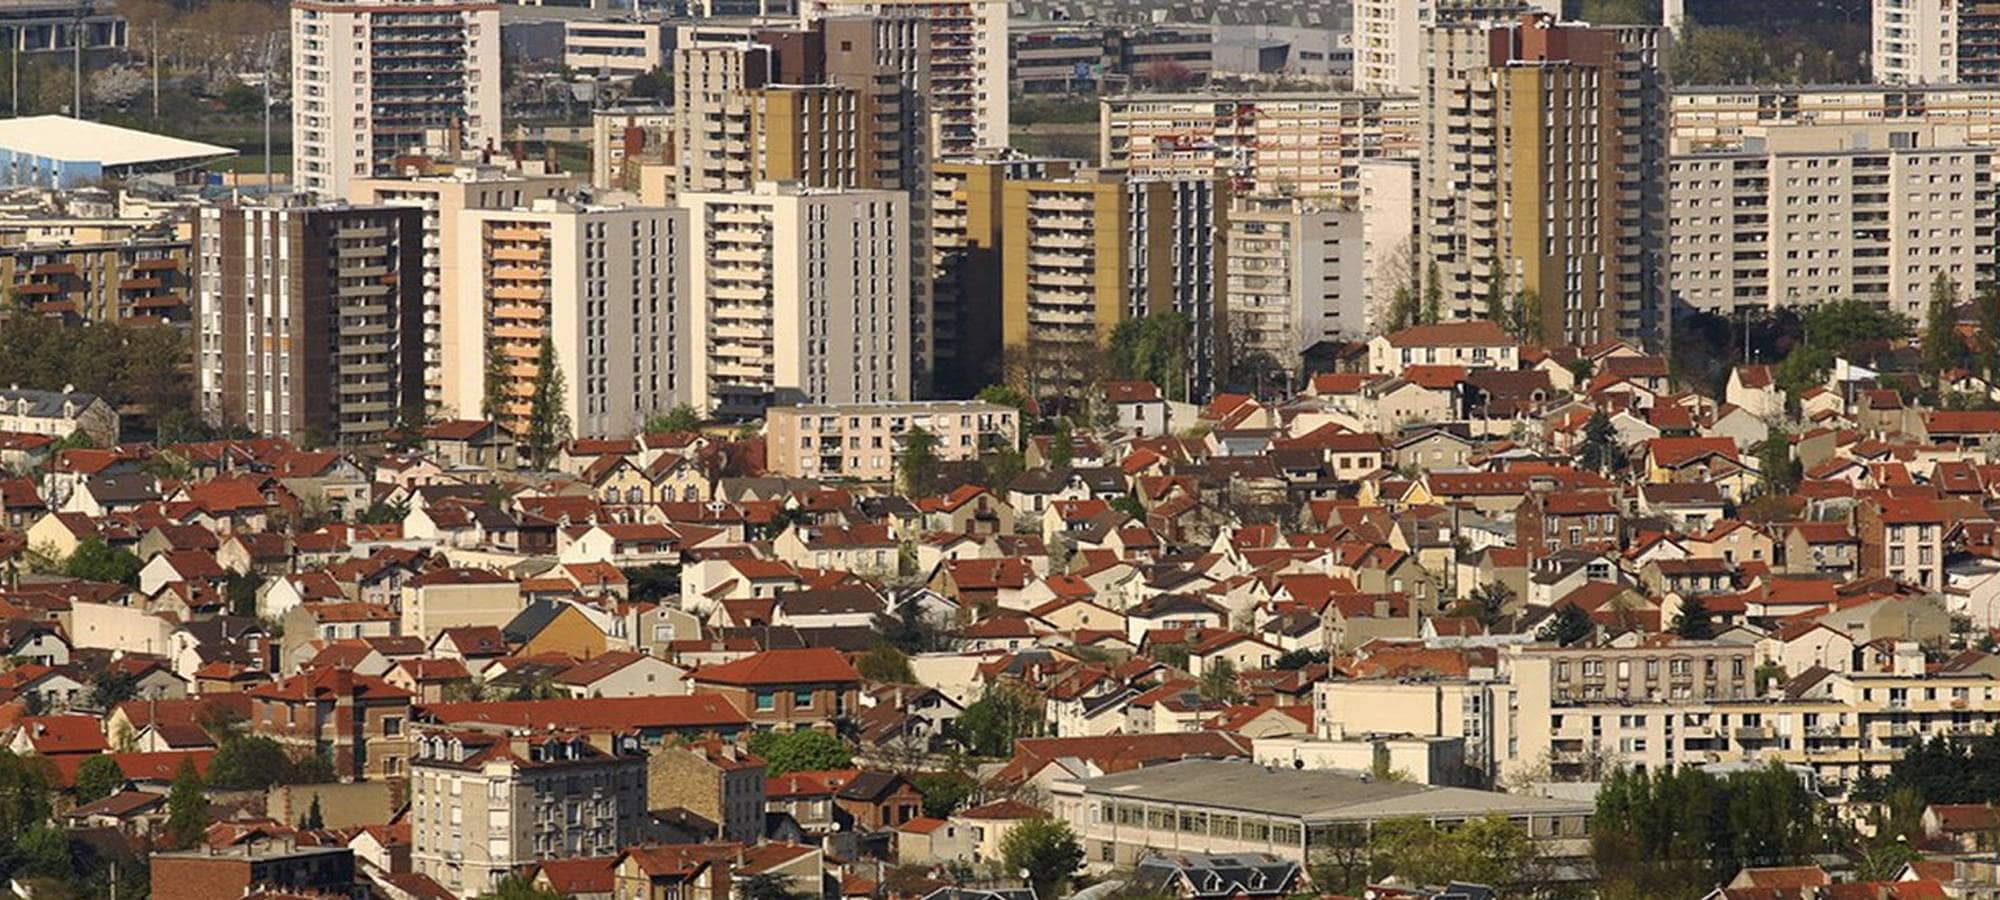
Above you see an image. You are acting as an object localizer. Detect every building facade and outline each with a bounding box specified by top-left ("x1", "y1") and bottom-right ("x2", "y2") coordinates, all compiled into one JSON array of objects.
[
  {"x1": 678, "y1": 183, "x2": 909, "y2": 417},
  {"x1": 800, "y1": 0, "x2": 1007, "y2": 158},
  {"x1": 453, "y1": 201, "x2": 690, "y2": 440},
  {"x1": 194, "y1": 202, "x2": 427, "y2": 443},
  {"x1": 409, "y1": 728, "x2": 648, "y2": 898},
  {"x1": 765, "y1": 400, "x2": 1019, "y2": 480},
  {"x1": 1667, "y1": 123, "x2": 1995, "y2": 321},
  {"x1": 1098, "y1": 93, "x2": 1421, "y2": 200},
  {"x1": 350, "y1": 171, "x2": 579, "y2": 416},
  {"x1": 290, "y1": 0, "x2": 503, "y2": 200},
  {"x1": 1351, "y1": 0, "x2": 1557, "y2": 94},
  {"x1": 1420, "y1": 15, "x2": 1668, "y2": 347}
]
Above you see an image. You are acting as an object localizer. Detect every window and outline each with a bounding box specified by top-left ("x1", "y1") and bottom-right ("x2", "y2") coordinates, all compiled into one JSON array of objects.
[
  {"x1": 794, "y1": 689, "x2": 813, "y2": 708},
  {"x1": 756, "y1": 691, "x2": 776, "y2": 711}
]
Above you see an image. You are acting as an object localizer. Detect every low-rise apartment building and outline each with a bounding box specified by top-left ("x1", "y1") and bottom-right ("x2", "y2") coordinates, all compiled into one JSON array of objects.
[
  {"x1": 765, "y1": 401, "x2": 1019, "y2": 481},
  {"x1": 409, "y1": 728, "x2": 648, "y2": 897}
]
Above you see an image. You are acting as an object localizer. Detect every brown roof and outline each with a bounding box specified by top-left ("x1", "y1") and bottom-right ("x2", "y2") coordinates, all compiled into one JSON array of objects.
[{"x1": 692, "y1": 647, "x2": 860, "y2": 687}]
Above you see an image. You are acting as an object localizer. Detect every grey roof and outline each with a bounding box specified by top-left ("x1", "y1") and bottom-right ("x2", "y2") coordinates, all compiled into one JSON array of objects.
[
  {"x1": 1072, "y1": 759, "x2": 1591, "y2": 824},
  {"x1": 1133, "y1": 852, "x2": 1300, "y2": 900},
  {"x1": 501, "y1": 599, "x2": 568, "y2": 643},
  {"x1": 0, "y1": 386, "x2": 101, "y2": 419}
]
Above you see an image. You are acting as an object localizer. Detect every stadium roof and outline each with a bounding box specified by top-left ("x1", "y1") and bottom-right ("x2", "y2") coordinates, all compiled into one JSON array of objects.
[{"x1": 0, "y1": 116, "x2": 234, "y2": 168}]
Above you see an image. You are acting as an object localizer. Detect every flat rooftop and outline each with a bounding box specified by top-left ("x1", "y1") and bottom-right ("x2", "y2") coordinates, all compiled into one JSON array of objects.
[
  {"x1": 0, "y1": 116, "x2": 233, "y2": 168},
  {"x1": 1074, "y1": 759, "x2": 1592, "y2": 823}
]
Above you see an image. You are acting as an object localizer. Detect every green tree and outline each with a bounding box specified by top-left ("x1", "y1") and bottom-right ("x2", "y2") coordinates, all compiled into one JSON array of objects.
[
  {"x1": 1449, "y1": 582, "x2": 1514, "y2": 628},
  {"x1": 297, "y1": 793, "x2": 325, "y2": 830},
  {"x1": 1108, "y1": 312, "x2": 1194, "y2": 401},
  {"x1": 1389, "y1": 284, "x2": 1419, "y2": 332},
  {"x1": 622, "y1": 563, "x2": 680, "y2": 602},
  {"x1": 1593, "y1": 762, "x2": 1837, "y2": 895},
  {"x1": 165, "y1": 757, "x2": 208, "y2": 848},
  {"x1": 1198, "y1": 658, "x2": 1241, "y2": 702},
  {"x1": 522, "y1": 333, "x2": 570, "y2": 470},
  {"x1": 954, "y1": 683, "x2": 1038, "y2": 757},
  {"x1": 14, "y1": 824, "x2": 70, "y2": 880},
  {"x1": 206, "y1": 735, "x2": 291, "y2": 790},
  {"x1": 480, "y1": 340, "x2": 509, "y2": 421},
  {"x1": 63, "y1": 537, "x2": 141, "y2": 585},
  {"x1": 1975, "y1": 288, "x2": 2000, "y2": 380},
  {"x1": 1674, "y1": 596, "x2": 1716, "y2": 640},
  {"x1": 1577, "y1": 410, "x2": 1626, "y2": 475},
  {"x1": 911, "y1": 770, "x2": 979, "y2": 819},
  {"x1": 982, "y1": 445, "x2": 1025, "y2": 491},
  {"x1": 745, "y1": 730, "x2": 853, "y2": 775},
  {"x1": 1755, "y1": 432, "x2": 1801, "y2": 495},
  {"x1": 1000, "y1": 817, "x2": 1086, "y2": 899},
  {"x1": 1924, "y1": 273, "x2": 1969, "y2": 375},
  {"x1": 1047, "y1": 421, "x2": 1073, "y2": 469},
  {"x1": 1369, "y1": 814, "x2": 1538, "y2": 889},
  {"x1": 736, "y1": 872, "x2": 801, "y2": 900},
  {"x1": 1538, "y1": 604, "x2": 1593, "y2": 647},
  {"x1": 857, "y1": 643, "x2": 916, "y2": 684},
  {"x1": 355, "y1": 498, "x2": 410, "y2": 525},
  {"x1": 1483, "y1": 258, "x2": 1507, "y2": 327},
  {"x1": 1274, "y1": 648, "x2": 1329, "y2": 670},
  {"x1": 73, "y1": 755, "x2": 123, "y2": 804},
  {"x1": 88, "y1": 669, "x2": 140, "y2": 710},
  {"x1": 1422, "y1": 263, "x2": 1443, "y2": 325},
  {"x1": 976, "y1": 384, "x2": 1031, "y2": 423},
  {"x1": 899, "y1": 426, "x2": 939, "y2": 495},
  {"x1": 224, "y1": 572, "x2": 262, "y2": 619},
  {"x1": 476, "y1": 876, "x2": 565, "y2": 900},
  {"x1": 1511, "y1": 289, "x2": 1542, "y2": 343},
  {"x1": 645, "y1": 404, "x2": 703, "y2": 434}
]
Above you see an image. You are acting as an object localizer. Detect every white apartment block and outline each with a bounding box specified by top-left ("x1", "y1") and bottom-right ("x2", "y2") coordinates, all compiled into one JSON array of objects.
[
  {"x1": 1874, "y1": 0, "x2": 1958, "y2": 84},
  {"x1": 678, "y1": 183, "x2": 910, "y2": 418},
  {"x1": 800, "y1": 0, "x2": 1007, "y2": 157},
  {"x1": 564, "y1": 20, "x2": 666, "y2": 79},
  {"x1": 1098, "y1": 93, "x2": 1421, "y2": 200},
  {"x1": 1359, "y1": 158, "x2": 1417, "y2": 334},
  {"x1": 1350, "y1": 0, "x2": 1556, "y2": 94},
  {"x1": 350, "y1": 172, "x2": 578, "y2": 415},
  {"x1": 1225, "y1": 198, "x2": 1361, "y2": 355},
  {"x1": 290, "y1": 0, "x2": 502, "y2": 200},
  {"x1": 452, "y1": 201, "x2": 690, "y2": 439},
  {"x1": 409, "y1": 730, "x2": 647, "y2": 898},
  {"x1": 1668, "y1": 124, "x2": 1996, "y2": 321},
  {"x1": 765, "y1": 400, "x2": 1019, "y2": 480}
]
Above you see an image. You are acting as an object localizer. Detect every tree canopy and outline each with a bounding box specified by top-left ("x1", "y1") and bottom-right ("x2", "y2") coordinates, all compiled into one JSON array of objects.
[
  {"x1": 999, "y1": 817, "x2": 1085, "y2": 899},
  {"x1": 1108, "y1": 312, "x2": 1193, "y2": 402},
  {"x1": 1593, "y1": 763, "x2": 1838, "y2": 896},
  {"x1": 745, "y1": 729, "x2": 853, "y2": 775}
]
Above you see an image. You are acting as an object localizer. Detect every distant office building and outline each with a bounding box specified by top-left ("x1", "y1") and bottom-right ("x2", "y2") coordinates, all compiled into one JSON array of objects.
[
  {"x1": 350, "y1": 171, "x2": 579, "y2": 416},
  {"x1": 565, "y1": 19, "x2": 667, "y2": 79},
  {"x1": 0, "y1": 0, "x2": 124, "y2": 56},
  {"x1": 1668, "y1": 124, "x2": 1995, "y2": 321},
  {"x1": 454, "y1": 201, "x2": 689, "y2": 439},
  {"x1": 194, "y1": 203, "x2": 427, "y2": 444},
  {"x1": 679, "y1": 183, "x2": 910, "y2": 417},
  {"x1": 1421, "y1": 14, "x2": 1668, "y2": 347},
  {"x1": 1011, "y1": 23, "x2": 1108, "y2": 94},
  {"x1": 929, "y1": 155, "x2": 1076, "y2": 396},
  {"x1": 1098, "y1": 93, "x2": 1420, "y2": 200},
  {"x1": 291, "y1": 0, "x2": 503, "y2": 200},
  {"x1": 1351, "y1": 0, "x2": 1555, "y2": 94}
]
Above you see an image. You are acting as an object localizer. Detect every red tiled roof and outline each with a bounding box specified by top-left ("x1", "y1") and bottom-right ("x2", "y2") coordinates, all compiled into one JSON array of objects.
[{"x1": 692, "y1": 648, "x2": 859, "y2": 686}]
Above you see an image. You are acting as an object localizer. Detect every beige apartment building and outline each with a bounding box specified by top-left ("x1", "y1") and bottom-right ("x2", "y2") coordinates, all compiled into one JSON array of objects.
[
  {"x1": 290, "y1": 0, "x2": 502, "y2": 200},
  {"x1": 409, "y1": 728, "x2": 648, "y2": 898},
  {"x1": 350, "y1": 171, "x2": 578, "y2": 416},
  {"x1": 678, "y1": 183, "x2": 909, "y2": 418},
  {"x1": 1670, "y1": 85, "x2": 2000, "y2": 153},
  {"x1": 1421, "y1": 15, "x2": 1668, "y2": 347},
  {"x1": 1314, "y1": 674, "x2": 1512, "y2": 781},
  {"x1": 930, "y1": 156, "x2": 1074, "y2": 395},
  {"x1": 1668, "y1": 123, "x2": 1996, "y2": 320},
  {"x1": 193, "y1": 203, "x2": 426, "y2": 443},
  {"x1": 0, "y1": 222, "x2": 189, "y2": 323},
  {"x1": 453, "y1": 201, "x2": 689, "y2": 439},
  {"x1": 1098, "y1": 93, "x2": 1421, "y2": 200},
  {"x1": 766, "y1": 400, "x2": 1019, "y2": 480},
  {"x1": 800, "y1": 0, "x2": 1007, "y2": 157},
  {"x1": 591, "y1": 106, "x2": 673, "y2": 190},
  {"x1": 1000, "y1": 172, "x2": 1225, "y2": 401},
  {"x1": 1350, "y1": 0, "x2": 1556, "y2": 94}
]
